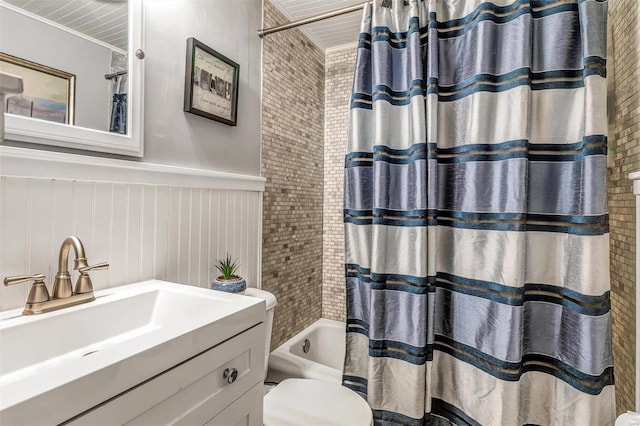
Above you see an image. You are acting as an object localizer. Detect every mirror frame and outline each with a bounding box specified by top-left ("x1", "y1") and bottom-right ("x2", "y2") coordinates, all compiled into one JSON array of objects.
[{"x1": 2, "y1": 0, "x2": 145, "y2": 157}]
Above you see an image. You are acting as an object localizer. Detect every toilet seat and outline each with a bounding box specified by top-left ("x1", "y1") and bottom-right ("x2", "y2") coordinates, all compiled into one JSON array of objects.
[{"x1": 263, "y1": 378, "x2": 373, "y2": 426}]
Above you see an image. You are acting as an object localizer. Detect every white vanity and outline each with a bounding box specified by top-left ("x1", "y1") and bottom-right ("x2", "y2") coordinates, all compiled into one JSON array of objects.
[{"x1": 0, "y1": 281, "x2": 266, "y2": 425}]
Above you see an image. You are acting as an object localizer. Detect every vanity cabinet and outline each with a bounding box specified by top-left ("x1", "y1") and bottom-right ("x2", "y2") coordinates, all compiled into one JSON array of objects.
[{"x1": 67, "y1": 323, "x2": 265, "y2": 426}]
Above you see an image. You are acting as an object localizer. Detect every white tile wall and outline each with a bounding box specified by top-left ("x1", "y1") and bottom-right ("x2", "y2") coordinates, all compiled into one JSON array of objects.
[{"x1": 0, "y1": 176, "x2": 263, "y2": 312}]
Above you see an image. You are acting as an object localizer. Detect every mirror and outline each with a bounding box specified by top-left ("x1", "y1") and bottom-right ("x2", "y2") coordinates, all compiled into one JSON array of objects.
[{"x1": 0, "y1": 0, "x2": 144, "y2": 157}]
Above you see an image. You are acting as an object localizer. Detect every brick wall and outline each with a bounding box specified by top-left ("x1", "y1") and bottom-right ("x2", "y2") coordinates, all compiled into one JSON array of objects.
[
  {"x1": 261, "y1": 1, "x2": 325, "y2": 350},
  {"x1": 608, "y1": 0, "x2": 640, "y2": 414},
  {"x1": 322, "y1": 46, "x2": 358, "y2": 321}
]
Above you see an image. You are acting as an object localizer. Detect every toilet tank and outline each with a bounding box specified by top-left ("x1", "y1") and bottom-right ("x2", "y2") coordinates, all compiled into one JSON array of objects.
[{"x1": 244, "y1": 288, "x2": 277, "y2": 378}]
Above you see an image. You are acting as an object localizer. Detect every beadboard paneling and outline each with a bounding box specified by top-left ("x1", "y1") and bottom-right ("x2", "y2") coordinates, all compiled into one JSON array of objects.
[{"x1": 0, "y1": 176, "x2": 262, "y2": 312}]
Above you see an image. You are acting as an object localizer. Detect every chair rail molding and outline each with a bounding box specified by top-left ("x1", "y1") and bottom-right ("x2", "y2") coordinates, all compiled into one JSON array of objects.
[{"x1": 0, "y1": 146, "x2": 266, "y2": 191}]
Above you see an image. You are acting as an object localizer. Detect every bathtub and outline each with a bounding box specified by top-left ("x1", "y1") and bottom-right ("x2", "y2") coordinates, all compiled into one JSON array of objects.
[{"x1": 267, "y1": 318, "x2": 345, "y2": 384}]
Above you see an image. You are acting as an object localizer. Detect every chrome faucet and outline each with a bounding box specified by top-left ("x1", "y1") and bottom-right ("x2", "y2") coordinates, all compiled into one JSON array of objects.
[{"x1": 3, "y1": 236, "x2": 108, "y2": 315}]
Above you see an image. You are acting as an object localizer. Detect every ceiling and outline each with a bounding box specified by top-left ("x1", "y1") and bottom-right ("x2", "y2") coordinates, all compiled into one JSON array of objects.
[
  {"x1": 3, "y1": 0, "x2": 128, "y2": 51},
  {"x1": 6, "y1": 0, "x2": 361, "y2": 53},
  {"x1": 268, "y1": 0, "x2": 365, "y2": 51}
]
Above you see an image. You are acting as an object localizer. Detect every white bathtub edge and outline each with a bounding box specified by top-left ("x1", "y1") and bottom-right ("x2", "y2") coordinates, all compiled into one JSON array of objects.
[{"x1": 268, "y1": 318, "x2": 345, "y2": 385}]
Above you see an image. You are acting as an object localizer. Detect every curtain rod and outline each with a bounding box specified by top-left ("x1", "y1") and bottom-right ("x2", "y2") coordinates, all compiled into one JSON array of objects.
[
  {"x1": 258, "y1": 2, "x2": 370, "y2": 38},
  {"x1": 104, "y1": 70, "x2": 127, "y2": 80}
]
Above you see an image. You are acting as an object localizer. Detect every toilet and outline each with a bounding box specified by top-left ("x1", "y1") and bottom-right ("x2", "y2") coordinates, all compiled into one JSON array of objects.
[{"x1": 245, "y1": 288, "x2": 373, "y2": 426}]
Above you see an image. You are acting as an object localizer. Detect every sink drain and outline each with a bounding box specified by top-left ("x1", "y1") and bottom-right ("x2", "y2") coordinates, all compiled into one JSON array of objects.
[
  {"x1": 82, "y1": 350, "x2": 99, "y2": 357},
  {"x1": 302, "y1": 339, "x2": 310, "y2": 354}
]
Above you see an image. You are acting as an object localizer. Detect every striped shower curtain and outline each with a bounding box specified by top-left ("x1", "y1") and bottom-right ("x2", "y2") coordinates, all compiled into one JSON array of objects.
[{"x1": 343, "y1": 0, "x2": 615, "y2": 425}]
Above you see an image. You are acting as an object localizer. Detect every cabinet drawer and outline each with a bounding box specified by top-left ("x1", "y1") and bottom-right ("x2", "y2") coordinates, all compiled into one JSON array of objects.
[{"x1": 68, "y1": 323, "x2": 265, "y2": 425}]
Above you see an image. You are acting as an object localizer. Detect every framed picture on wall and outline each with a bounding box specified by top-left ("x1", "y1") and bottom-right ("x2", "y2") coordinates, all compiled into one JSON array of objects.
[
  {"x1": 184, "y1": 37, "x2": 239, "y2": 126},
  {"x1": 0, "y1": 52, "x2": 75, "y2": 125}
]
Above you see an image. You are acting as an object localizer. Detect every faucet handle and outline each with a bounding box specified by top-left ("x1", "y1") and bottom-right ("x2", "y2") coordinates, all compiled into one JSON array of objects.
[
  {"x1": 4, "y1": 273, "x2": 46, "y2": 286},
  {"x1": 75, "y1": 262, "x2": 109, "y2": 294},
  {"x1": 4, "y1": 274, "x2": 50, "y2": 305},
  {"x1": 78, "y1": 262, "x2": 109, "y2": 274}
]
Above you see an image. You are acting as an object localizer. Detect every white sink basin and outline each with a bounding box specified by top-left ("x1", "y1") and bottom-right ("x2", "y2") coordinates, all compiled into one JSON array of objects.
[{"x1": 0, "y1": 280, "x2": 265, "y2": 424}]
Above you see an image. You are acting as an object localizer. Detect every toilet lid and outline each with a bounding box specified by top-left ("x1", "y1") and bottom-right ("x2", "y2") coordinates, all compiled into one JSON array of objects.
[{"x1": 264, "y1": 378, "x2": 373, "y2": 426}]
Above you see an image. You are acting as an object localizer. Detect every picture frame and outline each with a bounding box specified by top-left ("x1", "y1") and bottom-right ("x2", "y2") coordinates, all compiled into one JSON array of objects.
[
  {"x1": 0, "y1": 52, "x2": 75, "y2": 125},
  {"x1": 184, "y1": 37, "x2": 239, "y2": 126}
]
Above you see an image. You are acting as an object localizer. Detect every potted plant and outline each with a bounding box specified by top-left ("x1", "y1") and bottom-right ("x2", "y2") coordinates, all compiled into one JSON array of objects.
[{"x1": 211, "y1": 254, "x2": 246, "y2": 294}]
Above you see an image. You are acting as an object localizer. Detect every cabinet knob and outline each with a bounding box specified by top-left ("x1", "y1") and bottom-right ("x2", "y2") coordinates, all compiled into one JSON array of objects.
[{"x1": 223, "y1": 367, "x2": 238, "y2": 384}]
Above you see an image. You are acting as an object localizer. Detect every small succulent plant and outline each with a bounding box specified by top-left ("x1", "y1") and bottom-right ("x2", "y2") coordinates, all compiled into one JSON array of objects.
[{"x1": 215, "y1": 254, "x2": 240, "y2": 280}]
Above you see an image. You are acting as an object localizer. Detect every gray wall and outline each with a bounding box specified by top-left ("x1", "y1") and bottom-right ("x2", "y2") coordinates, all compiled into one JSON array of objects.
[
  {"x1": 142, "y1": 0, "x2": 262, "y2": 176},
  {"x1": 3, "y1": 0, "x2": 263, "y2": 177},
  {"x1": 0, "y1": 6, "x2": 112, "y2": 131}
]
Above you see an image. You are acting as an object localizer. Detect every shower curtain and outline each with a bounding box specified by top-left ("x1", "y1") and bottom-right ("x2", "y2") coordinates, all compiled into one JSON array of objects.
[{"x1": 343, "y1": 0, "x2": 615, "y2": 425}]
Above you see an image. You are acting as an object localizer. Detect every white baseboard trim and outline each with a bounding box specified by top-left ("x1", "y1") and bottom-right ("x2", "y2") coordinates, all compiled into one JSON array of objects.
[{"x1": 0, "y1": 146, "x2": 266, "y2": 191}]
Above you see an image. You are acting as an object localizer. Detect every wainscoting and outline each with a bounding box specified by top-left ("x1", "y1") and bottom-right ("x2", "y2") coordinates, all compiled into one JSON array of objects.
[{"x1": 0, "y1": 147, "x2": 264, "y2": 312}]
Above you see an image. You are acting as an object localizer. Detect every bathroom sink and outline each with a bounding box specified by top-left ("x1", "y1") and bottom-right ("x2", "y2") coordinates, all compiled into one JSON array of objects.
[{"x1": 0, "y1": 280, "x2": 265, "y2": 424}]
